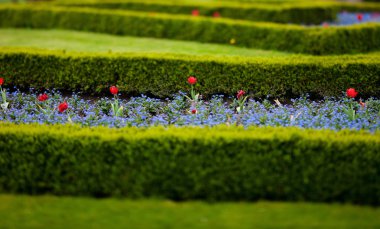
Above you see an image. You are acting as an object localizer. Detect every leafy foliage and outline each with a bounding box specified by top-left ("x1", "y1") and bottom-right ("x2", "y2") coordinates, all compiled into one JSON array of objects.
[
  {"x1": 1, "y1": 49, "x2": 380, "y2": 98},
  {"x1": 0, "y1": 123, "x2": 379, "y2": 204},
  {"x1": 1, "y1": 5, "x2": 380, "y2": 54}
]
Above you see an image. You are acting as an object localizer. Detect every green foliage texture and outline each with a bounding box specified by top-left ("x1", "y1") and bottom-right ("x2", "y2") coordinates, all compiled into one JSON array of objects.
[
  {"x1": 57, "y1": 0, "x2": 380, "y2": 24},
  {"x1": 1, "y1": 5, "x2": 380, "y2": 54},
  {"x1": 0, "y1": 123, "x2": 379, "y2": 205},
  {"x1": 0, "y1": 49, "x2": 379, "y2": 98}
]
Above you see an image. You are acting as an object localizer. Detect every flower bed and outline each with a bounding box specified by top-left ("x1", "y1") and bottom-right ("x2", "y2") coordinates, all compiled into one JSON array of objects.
[
  {"x1": 1, "y1": 77, "x2": 379, "y2": 204},
  {"x1": 321, "y1": 12, "x2": 380, "y2": 27},
  {"x1": 0, "y1": 77, "x2": 378, "y2": 131}
]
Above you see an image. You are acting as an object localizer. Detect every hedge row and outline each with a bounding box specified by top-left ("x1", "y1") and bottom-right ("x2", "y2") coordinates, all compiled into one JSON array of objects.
[
  {"x1": 58, "y1": 1, "x2": 339, "y2": 24},
  {"x1": 58, "y1": 1, "x2": 380, "y2": 24},
  {"x1": 1, "y1": 48, "x2": 380, "y2": 98},
  {"x1": 1, "y1": 6, "x2": 380, "y2": 55},
  {"x1": 0, "y1": 123, "x2": 379, "y2": 205}
]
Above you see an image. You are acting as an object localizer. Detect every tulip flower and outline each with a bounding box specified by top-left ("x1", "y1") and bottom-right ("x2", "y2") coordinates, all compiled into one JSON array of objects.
[
  {"x1": 184, "y1": 76, "x2": 200, "y2": 113},
  {"x1": 110, "y1": 86, "x2": 118, "y2": 95},
  {"x1": 343, "y1": 88, "x2": 359, "y2": 121},
  {"x1": 213, "y1": 12, "x2": 221, "y2": 18},
  {"x1": 187, "y1": 76, "x2": 197, "y2": 85},
  {"x1": 38, "y1": 94, "x2": 49, "y2": 102},
  {"x1": 0, "y1": 77, "x2": 8, "y2": 110},
  {"x1": 58, "y1": 101, "x2": 68, "y2": 113},
  {"x1": 192, "y1": 9, "x2": 200, "y2": 16},
  {"x1": 186, "y1": 76, "x2": 199, "y2": 103},
  {"x1": 237, "y1": 90, "x2": 245, "y2": 99},
  {"x1": 236, "y1": 90, "x2": 248, "y2": 114},
  {"x1": 357, "y1": 13, "x2": 363, "y2": 22},
  {"x1": 110, "y1": 85, "x2": 123, "y2": 117},
  {"x1": 346, "y1": 88, "x2": 358, "y2": 98}
]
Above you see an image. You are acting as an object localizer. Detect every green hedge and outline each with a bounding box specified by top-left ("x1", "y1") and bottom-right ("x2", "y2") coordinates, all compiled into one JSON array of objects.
[
  {"x1": 1, "y1": 5, "x2": 380, "y2": 55},
  {"x1": 57, "y1": 1, "x2": 339, "y2": 24},
  {"x1": 0, "y1": 123, "x2": 379, "y2": 204},
  {"x1": 57, "y1": 1, "x2": 380, "y2": 24},
  {"x1": 1, "y1": 48, "x2": 380, "y2": 98}
]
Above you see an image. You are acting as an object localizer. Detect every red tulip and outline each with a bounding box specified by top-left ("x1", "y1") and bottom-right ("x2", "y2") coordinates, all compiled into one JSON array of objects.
[
  {"x1": 38, "y1": 93, "x2": 48, "y2": 102},
  {"x1": 58, "y1": 101, "x2": 68, "y2": 113},
  {"x1": 110, "y1": 86, "x2": 118, "y2": 95},
  {"x1": 0, "y1": 78, "x2": 3, "y2": 86},
  {"x1": 187, "y1": 76, "x2": 197, "y2": 85},
  {"x1": 357, "y1": 14, "x2": 363, "y2": 21},
  {"x1": 346, "y1": 88, "x2": 358, "y2": 98},
  {"x1": 191, "y1": 109, "x2": 197, "y2": 114},
  {"x1": 237, "y1": 90, "x2": 245, "y2": 99},
  {"x1": 322, "y1": 22, "x2": 329, "y2": 28},
  {"x1": 192, "y1": 9, "x2": 200, "y2": 16},
  {"x1": 213, "y1": 11, "x2": 221, "y2": 18}
]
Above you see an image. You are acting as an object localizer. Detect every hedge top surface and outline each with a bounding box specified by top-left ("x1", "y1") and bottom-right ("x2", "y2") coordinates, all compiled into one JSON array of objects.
[
  {"x1": 0, "y1": 4, "x2": 305, "y2": 29},
  {"x1": 1, "y1": 122, "x2": 379, "y2": 142},
  {"x1": 2, "y1": 4, "x2": 380, "y2": 31},
  {"x1": 56, "y1": 0, "x2": 380, "y2": 11},
  {"x1": 1, "y1": 47, "x2": 380, "y2": 65}
]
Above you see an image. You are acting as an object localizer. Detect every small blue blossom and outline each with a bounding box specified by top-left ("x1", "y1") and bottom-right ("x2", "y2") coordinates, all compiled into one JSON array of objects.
[{"x1": 0, "y1": 90, "x2": 379, "y2": 132}]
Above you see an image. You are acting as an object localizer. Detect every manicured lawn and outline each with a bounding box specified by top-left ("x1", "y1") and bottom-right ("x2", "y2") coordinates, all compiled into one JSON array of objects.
[
  {"x1": 0, "y1": 195, "x2": 379, "y2": 229},
  {"x1": 0, "y1": 28, "x2": 291, "y2": 57}
]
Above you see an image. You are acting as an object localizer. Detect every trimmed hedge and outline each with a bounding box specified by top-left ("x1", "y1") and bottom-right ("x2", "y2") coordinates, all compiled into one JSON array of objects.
[
  {"x1": 58, "y1": 1, "x2": 339, "y2": 24},
  {"x1": 0, "y1": 123, "x2": 379, "y2": 205},
  {"x1": 57, "y1": 1, "x2": 380, "y2": 24},
  {"x1": 1, "y1": 48, "x2": 380, "y2": 98},
  {"x1": 1, "y1": 5, "x2": 380, "y2": 54}
]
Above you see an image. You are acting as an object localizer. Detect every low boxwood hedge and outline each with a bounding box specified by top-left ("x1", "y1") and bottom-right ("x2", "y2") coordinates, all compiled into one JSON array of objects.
[
  {"x1": 0, "y1": 123, "x2": 379, "y2": 205},
  {"x1": 1, "y1": 5, "x2": 380, "y2": 54},
  {"x1": 57, "y1": 0, "x2": 339, "y2": 24},
  {"x1": 57, "y1": 0, "x2": 380, "y2": 24},
  {"x1": 0, "y1": 48, "x2": 379, "y2": 98}
]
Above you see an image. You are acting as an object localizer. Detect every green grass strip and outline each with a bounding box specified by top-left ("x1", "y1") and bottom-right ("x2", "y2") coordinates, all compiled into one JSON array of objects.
[
  {"x1": 0, "y1": 47, "x2": 379, "y2": 98},
  {"x1": 0, "y1": 195, "x2": 380, "y2": 229},
  {"x1": 0, "y1": 28, "x2": 290, "y2": 57},
  {"x1": 0, "y1": 123, "x2": 379, "y2": 204}
]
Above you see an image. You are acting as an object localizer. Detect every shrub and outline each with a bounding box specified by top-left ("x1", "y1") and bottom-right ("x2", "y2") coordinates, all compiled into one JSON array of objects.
[
  {"x1": 57, "y1": 1, "x2": 380, "y2": 24},
  {"x1": 0, "y1": 123, "x2": 379, "y2": 205},
  {"x1": 1, "y1": 48, "x2": 379, "y2": 98},
  {"x1": 58, "y1": 1, "x2": 338, "y2": 24},
  {"x1": 1, "y1": 5, "x2": 380, "y2": 54}
]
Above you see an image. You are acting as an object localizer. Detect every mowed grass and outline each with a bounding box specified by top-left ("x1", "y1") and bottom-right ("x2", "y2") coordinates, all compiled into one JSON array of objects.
[
  {"x1": 0, "y1": 28, "x2": 291, "y2": 57},
  {"x1": 0, "y1": 195, "x2": 379, "y2": 229}
]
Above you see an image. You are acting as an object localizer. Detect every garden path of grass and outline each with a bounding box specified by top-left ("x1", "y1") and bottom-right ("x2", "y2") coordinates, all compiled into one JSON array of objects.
[
  {"x1": 0, "y1": 195, "x2": 379, "y2": 229},
  {"x1": 0, "y1": 28, "x2": 292, "y2": 57}
]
